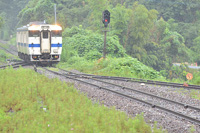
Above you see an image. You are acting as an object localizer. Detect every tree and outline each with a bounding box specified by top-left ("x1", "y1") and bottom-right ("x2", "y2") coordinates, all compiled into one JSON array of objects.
[
  {"x1": 191, "y1": 36, "x2": 200, "y2": 64},
  {"x1": 161, "y1": 27, "x2": 186, "y2": 62},
  {"x1": 0, "y1": 0, "x2": 29, "y2": 39},
  {"x1": 126, "y1": 2, "x2": 158, "y2": 60},
  {"x1": 87, "y1": 0, "x2": 109, "y2": 30},
  {"x1": 18, "y1": 0, "x2": 55, "y2": 26},
  {"x1": 150, "y1": 17, "x2": 169, "y2": 44},
  {"x1": 18, "y1": 0, "x2": 90, "y2": 29},
  {"x1": 142, "y1": 0, "x2": 200, "y2": 49},
  {"x1": 111, "y1": 4, "x2": 130, "y2": 47}
]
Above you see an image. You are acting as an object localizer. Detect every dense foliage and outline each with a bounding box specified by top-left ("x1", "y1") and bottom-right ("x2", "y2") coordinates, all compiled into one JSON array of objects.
[
  {"x1": 61, "y1": 26, "x2": 126, "y2": 61},
  {"x1": 0, "y1": 67, "x2": 164, "y2": 132},
  {"x1": 1, "y1": 0, "x2": 200, "y2": 80},
  {"x1": 0, "y1": 0, "x2": 29, "y2": 40}
]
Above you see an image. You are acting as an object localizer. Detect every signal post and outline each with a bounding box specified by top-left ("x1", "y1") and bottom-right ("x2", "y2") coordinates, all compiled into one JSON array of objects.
[{"x1": 102, "y1": 10, "x2": 110, "y2": 59}]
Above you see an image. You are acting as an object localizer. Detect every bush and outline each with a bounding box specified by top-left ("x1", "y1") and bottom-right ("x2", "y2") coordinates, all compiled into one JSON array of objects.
[
  {"x1": 62, "y1": 26, "x2": 127, "y2": 61},
  {"x1": 61, "y1": 44, "x2": 78, "y2": 62},
  {"x1": 59, "y1": 56, "x2": 162, "y2": 80},
  {"x1": 84, "y1": 50, "x2": 102, "y2": 60},
  {"x1": 99, "y1": 57, "x2": 161, "y2": 79},
  {"x1": 191, "y1": 72, "x2": 200, "y2": 85}
]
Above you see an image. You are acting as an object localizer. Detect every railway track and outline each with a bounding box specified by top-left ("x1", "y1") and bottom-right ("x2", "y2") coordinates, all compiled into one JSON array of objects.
[
  {"x1": 0, "y1": 40, "x2": 7, "y2": 44},
  {"x1": 0, "y1": 45, "x2": 18, "y2": 56},
  {"x1": 0, "y1": 62, "x2": 31, "y2": 69},
  {"x1": 0, "y1": 41, "x2": 23, "y2": 65},
  {"x1": 41, "y1": 67, "x2": 200, "y2": 126},
  {"x1": 57, "y1": 69, "x2": 200, "y2": 90}
]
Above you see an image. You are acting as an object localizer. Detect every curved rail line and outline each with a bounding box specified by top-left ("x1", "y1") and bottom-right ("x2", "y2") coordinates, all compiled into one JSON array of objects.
[
  {"x1": 0, "y1": 62, "x2": 31, "y2": 69},
  {"x1": 42, "y1": 67, "x2": 200, "y2": 125},
  {"x1": 59, "y1": 69, "x2": 200, "y2": 111},
  {"x1": 58, "y1": 69, "x2": 200, "y2": 90},
  {"x1": 0, "y1": 45, "x2": 18, "y2": 56}
]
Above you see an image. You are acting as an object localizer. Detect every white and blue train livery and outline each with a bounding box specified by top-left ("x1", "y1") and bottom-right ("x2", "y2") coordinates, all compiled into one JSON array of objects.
[{"x1": 17, "y1": 21, "x2": 62, "y2": 64}]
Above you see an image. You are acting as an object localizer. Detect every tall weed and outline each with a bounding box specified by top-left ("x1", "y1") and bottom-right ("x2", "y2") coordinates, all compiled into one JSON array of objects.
[{"x1": 0, "y1": 67, "x2": 164, "y2": 132}]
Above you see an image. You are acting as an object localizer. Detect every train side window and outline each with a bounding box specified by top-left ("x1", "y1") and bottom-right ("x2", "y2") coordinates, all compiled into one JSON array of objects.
[
  {"x1": 43, "y1": 31, "x2": 48, "y2": 39},
  {"x1": 29, "y1": 31, "x2": 40, "y2": 37},
  {"x1": 52, "y1": 30, "x2": 62, "y2": 37}
]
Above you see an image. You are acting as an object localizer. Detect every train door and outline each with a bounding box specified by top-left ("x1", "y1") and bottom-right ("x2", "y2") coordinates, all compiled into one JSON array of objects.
[{"x1": 41, "y1": 30, "x2": 50, "y2": 53}]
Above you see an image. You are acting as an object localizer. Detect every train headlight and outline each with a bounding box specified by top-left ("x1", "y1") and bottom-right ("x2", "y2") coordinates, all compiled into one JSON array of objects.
[
  {"x1": 32, "y1": 55, "x2": 38, "y2": 60},
  {"x1": 52, "y1": 55, "x2": 59, "y2": 60},
  {"x1": 53, "y1": 49, "x2": 58, "y2": 53}
]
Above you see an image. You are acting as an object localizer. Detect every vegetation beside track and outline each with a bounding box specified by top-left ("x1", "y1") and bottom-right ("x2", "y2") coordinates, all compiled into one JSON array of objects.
[
  {"x1": 57, "y1": 56, "x2": 200, "y2": 100},
  {"x1": 0, "y1": 43, "x2": 20, "y2": 64},
  {"x1": 59, "y1": 26, "x2": 200, "y2": 85},
  {"x1": 58, "y1": 56, "x2": 163, "y2": 80},
  {"x1": 0, "y1": 49, "x2": 18, "y2": 65},
  {"x1": 8, "y1": 37, "x2": 16, "y2": 46},
  {"x1": 0, "y1": 49, "x2": 7, "y2": 63},
  {"x1": 0, "y1": 67, "x2": 164, "y2": 132}
]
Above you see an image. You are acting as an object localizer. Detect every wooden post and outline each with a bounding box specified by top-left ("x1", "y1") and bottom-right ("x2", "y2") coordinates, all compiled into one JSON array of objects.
[{"x1": 103, "y1": 29, "x2": 107, "y2": 59}]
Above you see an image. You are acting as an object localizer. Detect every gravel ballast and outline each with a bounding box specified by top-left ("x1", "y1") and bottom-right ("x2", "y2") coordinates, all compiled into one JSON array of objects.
[{"x1": 38, "y1": 68, "x2": 200, "y2": 133}]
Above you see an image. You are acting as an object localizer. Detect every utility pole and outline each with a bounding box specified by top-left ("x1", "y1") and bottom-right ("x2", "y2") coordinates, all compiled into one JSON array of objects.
[{"x1": 54, "y1": 4, "x2": 57, "y2": 24}]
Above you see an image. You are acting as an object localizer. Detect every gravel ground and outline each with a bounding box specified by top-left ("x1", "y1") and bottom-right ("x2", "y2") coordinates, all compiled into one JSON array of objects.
[
  {"x1": 37, "y1": 68, "x2": 200, "y2": 133},
  {"x1": 98, "y1": 79, "x2": 200, "y2": 119}
]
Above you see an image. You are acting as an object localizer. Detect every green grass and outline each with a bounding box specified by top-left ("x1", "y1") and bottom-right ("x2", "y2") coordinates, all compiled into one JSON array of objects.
[
  {"x1": 8, "y1": 37, "x2": 16, "y2": 45},
  {"x1": 189, "y1": 90, "x2": 200, "y2": 100},
  {"x1": 0, "y1": 49, "x2": 19, "y2": 65},
  {"x1": 0, "y1": 43, "x2": 19, "y2": 64},
  {"x1": 0, "y1": 67, "x2": 164, "y2": 132}
]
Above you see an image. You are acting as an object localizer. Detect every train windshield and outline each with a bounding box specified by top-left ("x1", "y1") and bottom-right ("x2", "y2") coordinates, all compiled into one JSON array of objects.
[
  {"x1": 43, "y1": 31, "x2": 48, "y2": 39},
  {"x1": 52, "y1": 30, "x2": 62, "y2": 37},
  {"x1": 29, "y1": 31, "x2": 40, "y2": 37}
]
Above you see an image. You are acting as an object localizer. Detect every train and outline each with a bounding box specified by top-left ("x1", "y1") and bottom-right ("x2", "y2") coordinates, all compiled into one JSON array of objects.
[{"x1": 17, "y1": 21, "x2": 62, "y2": 65}]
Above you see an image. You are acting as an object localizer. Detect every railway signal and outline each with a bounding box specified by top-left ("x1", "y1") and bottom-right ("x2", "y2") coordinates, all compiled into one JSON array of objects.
[
  {"x1": 102, "y1": 10, "x2": 110, "y2": 59},
  {"x1": 102, "y1": 10, "x2": 110, "y2": 27}
]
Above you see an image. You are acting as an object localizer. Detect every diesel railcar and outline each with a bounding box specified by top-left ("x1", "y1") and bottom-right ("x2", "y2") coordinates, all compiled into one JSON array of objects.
[{"x1": 17, "y1": 22, "x2": 62, "y2": 65}]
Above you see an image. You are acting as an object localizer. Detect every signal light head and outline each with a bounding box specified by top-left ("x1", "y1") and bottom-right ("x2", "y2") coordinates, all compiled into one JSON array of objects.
[{"x1": 102, "y1": 10, "x2": 110, "y2": 28}]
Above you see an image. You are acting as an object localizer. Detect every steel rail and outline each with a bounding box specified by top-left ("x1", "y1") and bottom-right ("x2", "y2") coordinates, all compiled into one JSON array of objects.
[
  {"x1": 59, "y1": 69, "x2": 200, "y2": 111},
  {"x1": 58, "y1": 68, "x2": 200, "y2": 90},
  {"x1": 0, "y1": 62, "x2": 31, "y2": 69},
  {"x1": 0, "y1": 45, "x2": 17, "y2": 55},
  {"x1": 12, "y1": 63, "x2": 32, "y2": 68},
  {"x1": 0, "y1": 62, "x2": 25, "y2": 68},
  {"x1": 44, "y1": 68, "x2": 200, "y2": 125}
]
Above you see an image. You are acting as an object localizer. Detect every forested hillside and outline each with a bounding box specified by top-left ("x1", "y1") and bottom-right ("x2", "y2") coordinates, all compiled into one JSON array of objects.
[
  {"x1": 0, "y1": 0, "x2": 200, "y2": 79},
  {"x1": 0, "y1": 0, "x2": 29, "y2": 39}
]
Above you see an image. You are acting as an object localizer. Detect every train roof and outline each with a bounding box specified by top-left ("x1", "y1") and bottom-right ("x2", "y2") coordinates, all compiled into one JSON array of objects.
[
  {"x1": 29, "y1": 21, "x2": 46, "y2": 25},
  {"x1": 17, "y1": 22, "x2": 62, "y2": 31}
]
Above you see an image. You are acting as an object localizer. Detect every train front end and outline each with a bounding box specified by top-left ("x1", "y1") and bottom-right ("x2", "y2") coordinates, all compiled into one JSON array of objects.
[{"x1": 28, "y1": 24, "x2": 62, "y2": 64}]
